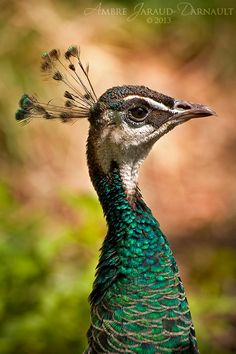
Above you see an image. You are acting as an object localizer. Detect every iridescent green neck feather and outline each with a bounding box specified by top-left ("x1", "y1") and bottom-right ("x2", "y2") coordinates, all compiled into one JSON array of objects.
[{"x1": 85, "y1": 134, "x2": 199, "y2": 354}]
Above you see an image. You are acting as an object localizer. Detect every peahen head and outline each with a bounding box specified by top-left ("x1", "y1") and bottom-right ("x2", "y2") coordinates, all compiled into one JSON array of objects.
[
  {"x1": 88, "y1": 85, "x2": 215, "y2": 196},
  {"x1": 16, "y1": 46, "x2": 215, "y2": 198}
]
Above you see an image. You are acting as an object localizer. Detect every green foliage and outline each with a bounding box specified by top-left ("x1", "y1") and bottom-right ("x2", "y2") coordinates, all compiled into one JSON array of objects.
[{"x1": 0, "y1": 181, "x2": 105, "y2": 353}]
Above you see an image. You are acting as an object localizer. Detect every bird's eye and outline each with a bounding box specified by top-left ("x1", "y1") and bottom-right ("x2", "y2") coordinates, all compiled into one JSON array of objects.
[{"x1": 128, "y1": 106, "x2": 149, "y2": 121}]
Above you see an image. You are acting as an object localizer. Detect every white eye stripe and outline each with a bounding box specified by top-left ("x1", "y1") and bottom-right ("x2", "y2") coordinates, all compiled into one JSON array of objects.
[
  {"x1": 123, "y1": 95, "x2": 183, "y2": 114},
  {"x1": 123, "y1": 95, "x2": 170, "y2": 111}
]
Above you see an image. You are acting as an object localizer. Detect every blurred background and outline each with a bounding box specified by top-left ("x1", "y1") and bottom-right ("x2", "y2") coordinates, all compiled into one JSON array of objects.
[{"x1": 0, "y1": 0, "x2": 236, "y2": 353}]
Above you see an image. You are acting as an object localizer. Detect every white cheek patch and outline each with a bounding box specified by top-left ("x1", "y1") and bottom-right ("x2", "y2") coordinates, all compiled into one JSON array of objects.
[
  {"x1": 95, "y1": 113, "x2": 155, "y2": 195},
  {"x1": 103, "y1": 110, "x2": 155, "y2": 148},
  {"x1": 95, "y1": 109, "x2": 181, "y2": 197},
  {"x1": 119, "y1": 120, "x2": 155, "y2": 147}
]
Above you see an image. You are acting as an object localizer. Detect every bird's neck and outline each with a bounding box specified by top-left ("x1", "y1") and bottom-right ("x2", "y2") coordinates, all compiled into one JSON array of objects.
[
  {"x1": 87, "y1": 136, "x2": 173, "y2": 305},
  {"x1": 87, "y1": 133, "x2": 145, "y2": 215}
]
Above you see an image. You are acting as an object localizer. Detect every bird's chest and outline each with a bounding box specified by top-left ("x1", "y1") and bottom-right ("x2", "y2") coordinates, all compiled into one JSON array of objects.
[
  {"x1": 101, "y1": 222, "x2": 182, "y2": 313},
  {"x1": 90, "y1": 267, "x2": 193, "y2": 353}
]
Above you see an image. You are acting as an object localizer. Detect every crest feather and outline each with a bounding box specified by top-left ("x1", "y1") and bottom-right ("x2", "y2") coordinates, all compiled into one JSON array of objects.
[{"x1": 16, "y1": 45, "x2": 97, "y2": 124}]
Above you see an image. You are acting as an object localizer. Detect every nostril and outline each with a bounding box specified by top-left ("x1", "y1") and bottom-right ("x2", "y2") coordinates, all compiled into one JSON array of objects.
[{"x1": 175, "y1": 102, "x2": 192, "y2": 110}]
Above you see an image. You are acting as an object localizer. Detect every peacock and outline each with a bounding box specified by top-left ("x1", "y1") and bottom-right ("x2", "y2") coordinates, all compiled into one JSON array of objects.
[{"x1": 16, "y1": 46, "x2": 215, "y2": 353}]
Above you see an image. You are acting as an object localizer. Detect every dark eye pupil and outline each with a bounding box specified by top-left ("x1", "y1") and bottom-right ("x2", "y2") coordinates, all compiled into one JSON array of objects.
[{"x1": 129, "y1": 107, "x2": 148, "y2": 120}]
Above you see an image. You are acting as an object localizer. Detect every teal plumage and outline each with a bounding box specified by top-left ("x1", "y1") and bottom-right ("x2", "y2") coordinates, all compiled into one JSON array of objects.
[
  {"x1": 85, "y1": 152, "x2": 198, "y2": 353},
  {"x1": 15, "y1": 46, "x2": 215, "y2": 354}
]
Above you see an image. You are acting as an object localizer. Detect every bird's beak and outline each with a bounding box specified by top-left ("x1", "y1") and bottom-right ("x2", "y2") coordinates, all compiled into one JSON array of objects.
[{"x1": 173, "y1": 100, "x2": 216, "y2": 121}]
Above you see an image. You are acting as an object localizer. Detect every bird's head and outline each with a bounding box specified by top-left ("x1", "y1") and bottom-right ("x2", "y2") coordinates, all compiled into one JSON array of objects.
[
  {"x1": 87, "y1": 85, "x2": 215, "y2": 194},
  {"x1": 16, "y1": 46, "x2": 215, "y2": 197}
]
